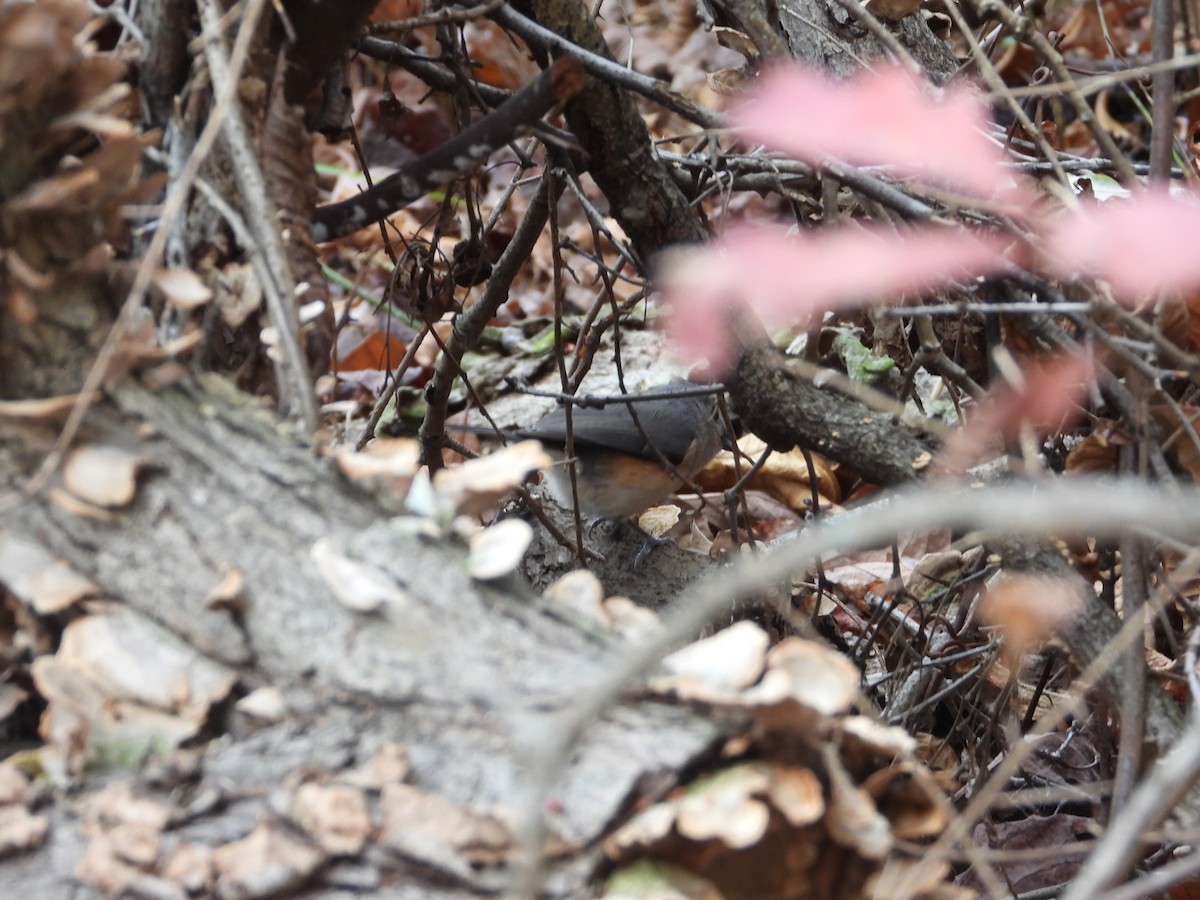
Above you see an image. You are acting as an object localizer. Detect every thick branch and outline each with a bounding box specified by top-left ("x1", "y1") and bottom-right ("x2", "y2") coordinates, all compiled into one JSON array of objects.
[{"x1": 513, "y1": 0, "x2": 708, "y2": 259}]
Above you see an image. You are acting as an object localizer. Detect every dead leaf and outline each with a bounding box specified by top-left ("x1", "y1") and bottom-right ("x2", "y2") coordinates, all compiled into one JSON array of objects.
[
  {"x1": 63, "y1": 444, "x2": 148, "y2": 508},
  {"x1": 212, "y1": 821, "x2": 325, "y2": 899},
  {"x1": 0, "y1": 532, "x2": 98, "y2": 614},
  {"x1": 312, "y1": 536, "x2": 409, "y2": 613},
  {"x1": 468, "y1": 518, "x2": 533, "y2": 580},
  {"x1": 655, "y1": 621, "x2": 770, "y2": 699},
  {"x1": 637, "y1": 504, "x2": 680, "y2": 538},
  {"x1": 766, "y1": 765, "x2": 825, "y2": 827},
  {"x1": 676, "y1": 764, "x2": 772, "y2": 848},
  {"x1": 287, "y1": 782, "x2": 371, "y2": 856},
  {"x1": 56, "y1": 607, "x2": 237, "y2": 719},
  {"x1": 161, "y1": 842, "x2": 214, "y2": 895},
  {"x1": 0, "y1": 804, "x2": 49, "y2": 857},
  {"x1": 335, "y1": 438, "x2": 420, "y2": 501},
  {"x1": 698, "y1": 434, "x2": 841, "y2": 510},
  {"x1": 823, "y1": 746, "x2": 892, "y2": 859},
  {"x1": 0, "y1": 392, "x2": 99, "y2": 421},
  {"x1": 433, "y1": 440, "x2": 551, "y2": 516},
  {"x1": 153, "y1": 267, "x2": 212, "y2": 310},
  {"x1": 341, "y1": 743, "x2": 410, "y2": 791},
  {"x1": 544, "y1": 569, "x2": 608, "y2": 627},
  {"x1": 980, "y1": 573, "x2": 1084, "y2": 669},
  {"x1": 379, "y1": 782, "x2": 511, "y2": 875}
]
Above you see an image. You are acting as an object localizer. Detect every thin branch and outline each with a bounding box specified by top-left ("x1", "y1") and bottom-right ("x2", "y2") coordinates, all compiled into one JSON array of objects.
[
  {"x1": 489, "y1": 4, "x2": 721, "y2": 128},
  {"x1": 312, "y1": 56, "x2": 586, "y2": 242},
  {"x1": 1148, "y1": 0, "x2": 1177, "y2": 180},
  {"x1": 199, "y1": 1, "x2": 318, "y2": 431}
]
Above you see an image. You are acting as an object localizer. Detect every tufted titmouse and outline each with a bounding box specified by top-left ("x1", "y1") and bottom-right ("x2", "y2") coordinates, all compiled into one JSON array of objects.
[{"x1": 454, "y1": 382, "x2": 724, "y2": 518}]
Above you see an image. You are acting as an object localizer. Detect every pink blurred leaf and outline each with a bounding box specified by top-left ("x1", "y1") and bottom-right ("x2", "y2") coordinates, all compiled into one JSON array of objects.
[
  {"x1": 1043, "y1": 190, "x2": 1200, "y2": 301},
  {"x1": 936, "y1": 352, "x2": 1095, "y2": 476},
  {"x1": 659, "y1": 223, "x2": 1008, "y2": 367},
  {"x1": 733, "y1": 65, "x2": 1012, "y2": 198}
]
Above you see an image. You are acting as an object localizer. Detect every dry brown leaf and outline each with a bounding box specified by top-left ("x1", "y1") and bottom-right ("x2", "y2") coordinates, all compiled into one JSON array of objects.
[
  {"x1": 335, "y1": 438, "x2": 420, "y2": 500},
  {"x1": 965, "y1": 814, "x2": 1089, "y2": 894},
  {"x1": 56, "y1": 608, "x2": 237, "y2": 719},
  {"x1": 823, "y1": 746, "x2": 892, "y2": 860},
  {"x1": 0, "y1": 532, "x2": 98, "y2": 614},
  {"x1": 379, "y1": 782, "x2": 511, "y2": 873},
  {"x1": 765, "y1": 764, "x2": 825, "y2": 827},
  {"x1": 341, "y1": 743, "x2": 410, "y2": 791},
  {"x1": 153, "y1": 266, "x2": 212, "y2": 310},
  {"x1": 212, "y1": 821, "x2": 325, "y2": 899},
  {"x1": 544, "y1": 569, "x2": 608, "y2": 627},
  {"x1": 161, "y1": 842, "x2": 214, "y2": 895},
  {"x1": 676, "y1": 764, "x2": 771, "y2": 849},
  {"x1": 1064, "y1": 422, "x2": 1122, "y2": 473},
  {"x1": 311, "y1": 536, "x2": 409, "y2": 613},
  {"x1": 75, "y1": 787, "x2": 180, "y2": 900},
  {"x1": 980, "y1": 573, "x2": 1084, "y2": 669},
  {"x1": 468, "y1": 518, "x2": 533, "y2": 580},
  {"x1": 433, "y1": 440, "x2": 551, "y2": 516},
  {"x1": 0, "y1": 804, "x2": 49, "y2": 857},
  {"x1": 78, "y1": 782, "x2": 171, "y2": 835},
  {"x1": 75, "y1": 832, "x2": 143, "y2": 898},
  {"x1": 697, "y1": 434, "x2": 840, "y2": 511},
  {"x1": 655, "y1": 620, "x2": 770, "y2": 699},
  {"x1": 0, "y1": 392, "x2": 99, "y2": 421},
  {"x1": 637, "y1": 504, "x2": 680, "y2": 539},
  {"x1": 62, "y1": 444, "x2": 148, "y2": 508},
  {"x1": 288, "y1": 782, "x2": 371, "y2": 856},
  {"x1": 235, "y1": 687, "x2": 287, "y2": 723}
]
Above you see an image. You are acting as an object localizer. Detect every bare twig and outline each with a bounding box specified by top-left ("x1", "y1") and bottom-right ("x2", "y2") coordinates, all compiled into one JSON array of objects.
[
  {"x1": 1062, "y1": 636, "x2": 1200, "y2": 898},
  {"x1": 978, "y1": 0, "x2": 1138, "y2": 183},
  {"x1": 312, "y1": 56, "x2": 587, "y2": 242},
  {"x1": 371, "y1": 0, "x2": 505, "y2": 33},
  {"x1": 1149, "y1": 0, "x2": 1177, "y2": 180},
  {"x1": 489, "y1": 4, "x2": 721, "y2": 128},
  {"x1": 199, "y1": 0, "x2": 318, "y2": 432}
]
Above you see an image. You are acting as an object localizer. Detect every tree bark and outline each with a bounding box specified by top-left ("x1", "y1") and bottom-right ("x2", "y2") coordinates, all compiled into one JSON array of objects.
[{"x1": 0, "y1": 377, "x2": 722, "y2": 895}]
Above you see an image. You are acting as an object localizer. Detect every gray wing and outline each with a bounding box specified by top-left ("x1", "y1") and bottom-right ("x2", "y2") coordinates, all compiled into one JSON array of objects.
[{"x1": 523, "y1": 385, "x2": 715, "y2": 465}]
